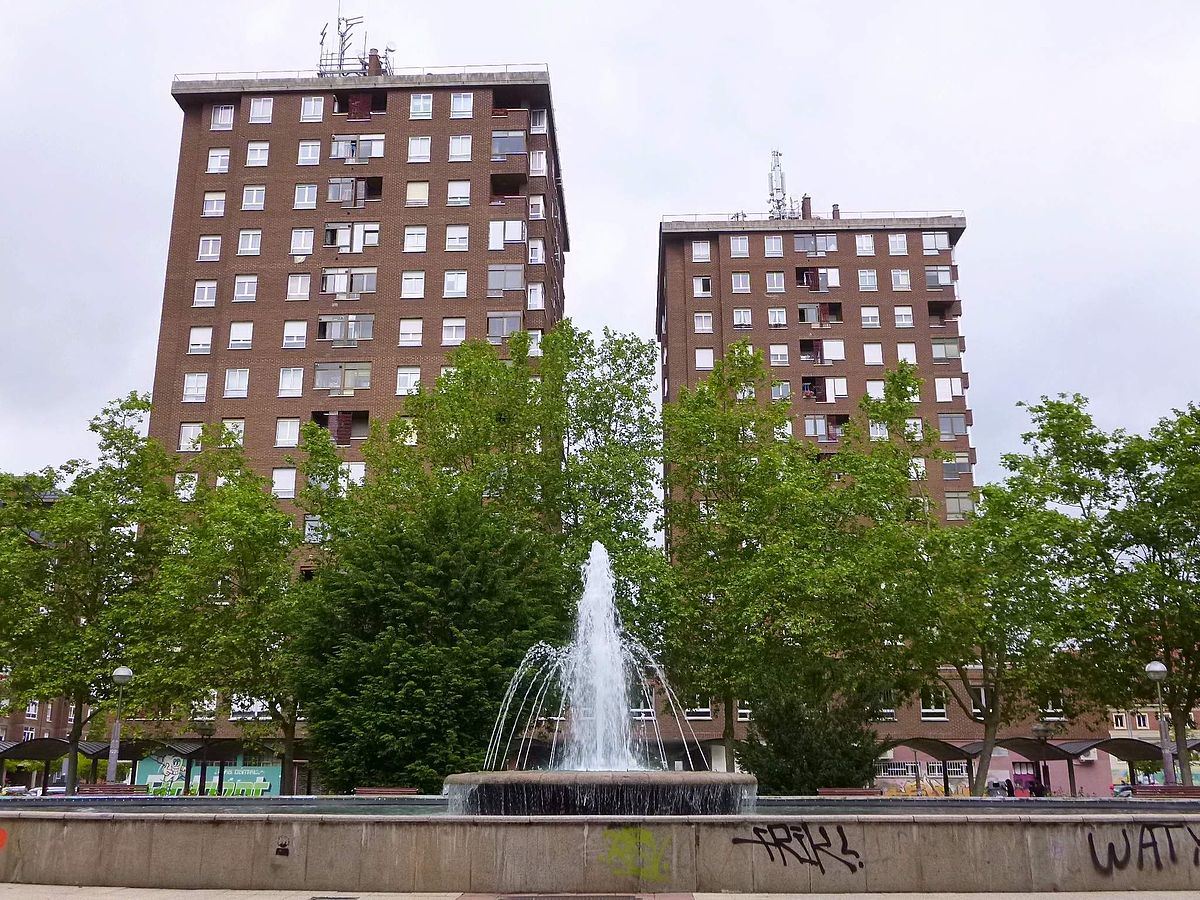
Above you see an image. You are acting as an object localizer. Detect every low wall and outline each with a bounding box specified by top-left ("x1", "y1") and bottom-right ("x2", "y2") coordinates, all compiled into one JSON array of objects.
[{"x1": 2, "y1": 810, "x2": 1200, "y2": 892}]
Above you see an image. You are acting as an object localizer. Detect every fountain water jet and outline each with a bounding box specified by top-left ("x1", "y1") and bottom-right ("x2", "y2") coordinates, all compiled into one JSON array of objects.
[{"x1": 446, "y1": 542, "x2": 756, "y2": 814}]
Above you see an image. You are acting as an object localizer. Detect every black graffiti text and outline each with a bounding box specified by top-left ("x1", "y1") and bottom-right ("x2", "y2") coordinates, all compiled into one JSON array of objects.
[
  {"x1": 1087, "y1": 823, "x2": 1200, "y2": 875},
  {"x1": 732, "y1": 822, "x2": 864, "y2": 873}
]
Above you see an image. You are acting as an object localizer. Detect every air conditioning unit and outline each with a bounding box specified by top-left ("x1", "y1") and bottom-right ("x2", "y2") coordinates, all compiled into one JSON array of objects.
[
  {"x1": 879, "y1": 748, "x2": 894, "y2": 760},
  {"x1": 1078, "y1": 749, "x2": 1098, "y2": 762}
]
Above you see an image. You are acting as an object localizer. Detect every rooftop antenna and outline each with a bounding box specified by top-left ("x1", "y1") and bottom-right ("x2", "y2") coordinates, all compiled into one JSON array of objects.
[
  {"x1": 318, "y1": 2, "x2": 367, "y2": 76},
  {"x1": 768, "y1": 150, "x2": 789, "y2": 220}
]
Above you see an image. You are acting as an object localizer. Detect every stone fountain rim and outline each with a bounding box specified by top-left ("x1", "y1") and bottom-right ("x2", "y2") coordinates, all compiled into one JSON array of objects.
[{"x1": 445, "y1": 770, "x2": 757, "y2": 786}]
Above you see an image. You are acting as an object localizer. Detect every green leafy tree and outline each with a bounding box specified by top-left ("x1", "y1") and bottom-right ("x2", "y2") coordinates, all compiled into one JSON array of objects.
[
  {"x1": 660, "y1": 345, "x2": 935, "y2": 771},
  {"x1": 0, "y1": 395, "x2": 192, "y2": 793}
]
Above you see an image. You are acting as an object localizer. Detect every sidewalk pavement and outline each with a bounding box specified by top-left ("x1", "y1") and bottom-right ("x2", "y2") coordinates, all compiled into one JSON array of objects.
[{"x1": 3, "y1": 890, "x2": 1200, "y2": 900}]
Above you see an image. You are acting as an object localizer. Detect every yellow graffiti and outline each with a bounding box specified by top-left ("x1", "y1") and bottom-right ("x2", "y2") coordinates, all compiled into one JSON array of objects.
[{"x1": 600, "y1": 826, "x2": 671, "y2": 882}]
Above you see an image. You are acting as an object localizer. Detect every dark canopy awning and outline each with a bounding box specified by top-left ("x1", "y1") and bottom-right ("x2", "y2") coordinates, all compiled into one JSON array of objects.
[{"x1": 882, "y1": 738, "x2": 977, "y2": 761}]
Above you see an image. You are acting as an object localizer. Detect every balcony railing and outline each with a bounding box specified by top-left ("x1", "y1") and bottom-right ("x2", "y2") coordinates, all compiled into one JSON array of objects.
[
  {"x1": 663, "y1": 209, "x2": 964, "y2": 224},
  {"x1": 174, "y1": 63, "x2": 550, "y2": 83}
]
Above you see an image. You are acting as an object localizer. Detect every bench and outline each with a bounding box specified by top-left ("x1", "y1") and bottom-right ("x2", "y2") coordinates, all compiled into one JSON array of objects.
[
  {"x1": 1131, "y1": 785, "x2": 1200, "y2": 798},
  {"x1": 816, "y1": 787, "x2": 883, "y2": 797},
  {"x1": 353, "y1": 786, "x2": 420, "y2": 796},
  {"x1": 75, "y1": 783, "x2": 148, "y2": 795}
]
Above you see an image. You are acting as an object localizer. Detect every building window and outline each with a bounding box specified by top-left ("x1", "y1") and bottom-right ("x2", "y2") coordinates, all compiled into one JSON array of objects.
[
  {"x1": 233, "y1": 274, "x2": 258, "y2": 302},
  {"x1": 923, "y1": 231, "x2": 951, "y2": 254},
  {"x1": 398, "y1": 318, "x2": 423, "y2": 347},
  {"x1": 487, "y1": 264, "x2": 524, "y2": 295},
  {"x1": 223, "y1": 368, "x2": 249, "y2": 398},
  {"x1": 239, "y1": 184, "x2": 265, "y2": 211},
  {"x1": 945, "y1": 491, "x2": 975, "y2": 521},
  {"x1": 287, "y1": 273, "x2": 311, "y2": 300},
  {"x1": 442, "y1": 317, "x2": 467, "y2": 346},
  {"x1": 527, "y1": 283, "x2": 545, "y2": 310},
  {"x1": 695, "y1": 348, "x2": 714, "y2": 370},
  {"x1": 692, "y1": 276, "x2": 712, "y2": 298},
  {"x1": 935, "y1": 377, "x2": 965, "y2": 402},
  {"x1": 489, "y1": 219, "x2": 526, "y2": 250},
  {"x1": 278, "y1": 367, "x2": 304, "y2": 397},
  {"x1": 926, "y1": 265, "x2": 953, "y2": 288},
  {"x1": 396, "y1": 366, "x2": 421, "y2": 395},
  {"x1": 408, "y1": 136, "x2": 431, "y2": 163},
  {"x1": 888, "y1": 233, "x2": 908, "y2": 255},
  {"x1": 529, "y1": 150, "x2": 547, "y2": 176},
  {"x1": 856, "y1": 234, "x2": 875, "y2": 256},
  {"x1": 324, "y1": 221, "x2": 379, "y2": 252},
  {"x1": 804, "y1": 415, "x2": 827, "y2": 439},
  {"x1": 404, "y1": 225, "x2": 428, "y2": 253},
  {"x1": 237, "y1": 229, "x2": 262, "y2": 256},
  {"x1": 938, "y1": 413, "x2": 968, "y2": 441},
  {"x1": 178, "y1": 423, "x2": 203, "y2": 452},
  {"x1": 405, "y1": 181, "x2": 430, "y2": 207},
  {"x1": 248, "y1": 97, "x2": 273, "y2": 123},
  {"x1": 729, "y1": 235, "x2": 749, "y2": 258},
  {"x1": 445, "y1": 225, "x2": 469, "y2": 251},
  {"x1": 866, "y1": 380, "x2": 885, "y2": 399},
  {"x1": 920, "y1": 689, "x2": 948, "y2": 720},
  {"x1": 892, "y1": 269, "x2": 911, "y2": 290},
  {"x1": 529, "y1": 239, "x2": 545, "y2": 264},
  {"x1": 297, "y1": 140, "x2": 321, "y2": 166},
  {"x1": 294, "y1": 183, "x2": 317, "y2": 209},
  {"x1": 861, "y1": 306, "x2": 880, "y2": 328},
  {"x1": 447, "y1": 180, "x2": 471, "y2": 206},
  {"x1": 274, "y1": 418, "x2": 301, "y2": 448},
  {"x1": 932, "y1": 338, "x2": 961, "y2": 362},
  {"x1": 765, "y1": 271, "x2": 785, "y2": 293},
  {"x1": 944, "y1": 451, "x2": 972, "y2": 480},
  {"x1": 409, "y1": 93, "x2": 433, "y2": 119},
  {"x1": 449, "y1": 135, "x2": 472, "y2": 161},
  {"x1": 733, "y1": 307, "x2": 751, "y2": 328},
  {"x1": 291, "y1": 228, "x2": 315, "y2": 255},
  {"x1": 246, "y1": 141, "x2": 269, "y2": 167},
  {"x1": 895, "y1": 306, "x2": 914, "y2": 328},
  {"x1": 731, "y1": 272, "x2": 750, "y2": 293},
  {"x1": 228, "y1": 322, "x2": 253, "y2": 350},
  {"x1": 317, "y1": 314, "x2": 374, "y2": 342},
  {"x1": 207, "y1": 148, "x2": 230, "y2": 173},
  {"x1": 897, "y1": 342, "x2": 917, "y2": 364},
  {"x1": 283, "y1": 320, "x2": 307, "y2": 349},
  {"x1": 529, "y1": 329, "x2": 543, "y2": 357},
  {"x1": 487, "y1": 312, "x2": 523, "y2": 345},
  {"x1": 211, "y1": 104, "x2": 234, "y2": 130},
  {"x1": 528, "y1": 194, "x2": 545, "y2": 219},
  {"x1": 188, "y1": 326, "x2": 212, "y2": 354},
  {"x1": 864, "y1": 343, "x2": 884, "y2": 366},
  {"x1": 1136, "y1": 712, "x2": 1150, "y2": 730},
  {"x1": 193, "y1": 280, "x2": 217, "y2": 307},
  {"x1": 202, "y1": 191, "x2": 225, "y2": 217},
  {"x1": 796, "y1": 233, "x2": 838, "y2": 254},
  {"x1": 764, "y1": 235, "x2": 783, "y2": 257},
  {"x1": 769, "y1": 344, "x2": 789, "y2": 366},
  {"x1": 271, "y1": 468, "x2": 297, "y2": 499},
  {"x1": 444, "y1": 270, "x2": 468, "y2": 298},
  {"x1": 869, "y1": 421, "x2": 890, "y2": 441},
  {"x1": 401, "y1": 271, "x2": 425, "y2": 299},
  {"x1": 182, "y1": 373, "x2": 208, "y2": 403},
  {"x1": 315, "y1": 362, "x2": 372, "y2": 392},
  {"x1": 450, "y1": 92, "x2": 473, "y2": 118},
  {"x1": 1112, "y1": 712, "x2": 1126, "y2": 729},
  {"x1": 691, "y1": 240, "x2": 710, "y2": 262},
  {"x1": 530, "y1": 108, "x2": 548, "y2": 133},
  {"x1": 772, "y1": 381, "x2": 791, "y2": 401},
  {"x1": 197, "y1": 235, "x2": 221, "y2": 261},
  {"x1": 694, "y1": 312, "x2": 713, "y2": 333},
  {"x1": 822, "y1": 339, "x2": 846, "y2": 360},
  {"x1": 858, "y1": 269, "x2": 878, "y2": 291},
  {"x1": 906, "y1": 418, "x2": 924, "y2": 440},
  {"x1": 301, "y1": 96, "x2": 324, "y2": 122}
]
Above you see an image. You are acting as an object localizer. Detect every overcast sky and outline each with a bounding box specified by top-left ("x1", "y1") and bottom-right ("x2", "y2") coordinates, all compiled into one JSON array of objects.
[{"x1": 2, "y1": 1, "x2": 1198, "y2": 480}]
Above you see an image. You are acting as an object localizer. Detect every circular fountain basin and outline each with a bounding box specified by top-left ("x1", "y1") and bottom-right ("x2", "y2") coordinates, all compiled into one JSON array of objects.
[{"x1": 444, "y1": 770, "x2": 757, "y2": 815}]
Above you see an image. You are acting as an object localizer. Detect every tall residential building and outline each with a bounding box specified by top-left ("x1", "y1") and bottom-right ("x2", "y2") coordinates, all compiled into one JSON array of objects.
[
  {"x1": 656, "y1": 199, "x2": 973, "y2": 522},
  {"x1": 149, "y1": 57, "x2": 567, "y2": 503}
]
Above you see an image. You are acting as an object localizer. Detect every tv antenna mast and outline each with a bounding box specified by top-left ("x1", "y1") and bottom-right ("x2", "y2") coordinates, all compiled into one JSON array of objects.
[
  {"x1": 768, "y1": 150, "x2": 791, "y2": 219},
  {"x1": 318, "y1": 3, "x2": 369, "y2": 76}
]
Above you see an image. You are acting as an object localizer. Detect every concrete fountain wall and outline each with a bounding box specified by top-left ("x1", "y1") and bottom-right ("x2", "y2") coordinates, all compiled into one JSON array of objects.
[{"x1": 3, "y1": 809, "x2": 1200, "y2": 893}]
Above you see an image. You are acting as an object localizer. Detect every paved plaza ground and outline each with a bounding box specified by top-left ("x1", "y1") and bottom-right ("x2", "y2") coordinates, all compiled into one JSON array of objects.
[{"x1": 3, "y1": 890, "x2": 1200, "y2": 899}]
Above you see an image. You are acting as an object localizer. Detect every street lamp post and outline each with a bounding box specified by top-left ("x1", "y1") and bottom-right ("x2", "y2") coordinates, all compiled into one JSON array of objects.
[
  {"x1": 1146, "y1": 661, "x2": 1176, "y2": 786},
  {"x1": 105, "y1": 666, "x2": 133, "y2": 784}
]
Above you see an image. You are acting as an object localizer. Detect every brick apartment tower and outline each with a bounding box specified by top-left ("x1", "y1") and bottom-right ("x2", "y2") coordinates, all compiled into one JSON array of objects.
[
  {"x1": 656, "y1": 202, "x2": 974, "y2": 522},
  {"x1": 149, "y1": 58, "x2": 567, "y2": 504}
]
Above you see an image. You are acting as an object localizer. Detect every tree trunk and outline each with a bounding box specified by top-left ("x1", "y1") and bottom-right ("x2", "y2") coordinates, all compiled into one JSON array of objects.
[
  {"x1": 970, "y1": 718, "x2": 999, "y2": 796},
  {"x1": 722, "y1": 691, "x2": 736, "y2": 773},
  {"x1": 64, "y1": 695, "x2": 88, "y2": 795},
  {"x1": 279, "y1": 719, "x2": 297, "y2": 796},
  {"x1": 1173, "y1": 714, "x2": 1193, "y2": 786}
]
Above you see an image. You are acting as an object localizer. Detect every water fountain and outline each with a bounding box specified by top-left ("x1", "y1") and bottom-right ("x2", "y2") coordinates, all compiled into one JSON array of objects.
[{"x1": 444, "y1": 542, "x2": 757, "y2": 814}]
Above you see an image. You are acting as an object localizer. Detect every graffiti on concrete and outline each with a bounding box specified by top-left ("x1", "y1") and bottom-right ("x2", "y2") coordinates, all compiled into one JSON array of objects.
[
  {"x1": 1087, "y1": 823, "x2": 1200, "y2": 875},
  {"x1": 732, "y1": 822, "x2": 864, "y2": 873},
  {"x1": 0, "y1": 827, "x2": 7, "y2": 851},
  {"x1": 600, "y1": 825, "x2": 670, "y2": 883}
]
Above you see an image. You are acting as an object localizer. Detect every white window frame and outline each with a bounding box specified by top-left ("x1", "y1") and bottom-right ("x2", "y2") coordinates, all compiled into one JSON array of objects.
[
  {"x1": 765, "y1": 271, "x2": 785, "y2": 293},
  {"x1": 297, "y1": 140, "x2": 321, "y2": 166},
  {"x1": 404, "y1": 225, "x2": 428, "y2": 253},
  {"x1": 278, "y1": 367, "x2": 304, "y2": 398},
  {"x1": 764, "y1": 235, "x2": 783, "y2": 257},
  {"x1": 398, "y1": 318, "x2": 423, "y2": 347},
  {"x1": 528, "y1": 194, "x2": 545, "y2": 219},
  {"x1": 223, "y1": 367, "x2": 249, "y2": 398},
  {"x1": 396, "y1": 366, "x2": 421, "y2": 395},
  {"x1": 206, "y1": 148, "x2": 230, "y2": 173},
  {"x1": 409, "y1": 93, "x2": 433, "y2": 120},
  {"x1": 245, "y1": 141, "x2": 269, "y2": 167},
  {"x1": 888, "y1": 233, "x2": 908, "y2": 255},
  {"x1": 300, "y1": 96, "x2": 324, "y2": 122},
  {"x1": 408, "y1": 136, "x2": 431, "y2": 163},
  {"x1": 860, "y1": 306, "x2": 880, "y2": 328},
  {"x1": 248, "y1": 97, "x2": 273, "y2": 124},
  {"x1": 864, "y1": 343, "x2": 884, "y2": 366},
  {"x1": 283, "y1": 320, "x2": 307, "y2": 349},
  {"x1": 445, "y1": 225, "x2": 469, "y2": 252},
  {"x1": 892, "y1": 269, "x2": 912, "y2": 290},
  {"x1": 692, "y1": 240, "x2": 710, "y2": 262},
  {"x1": 729, "y1": 235, "x2": 749, "y2": 258},
  {"x1": 527, "y1": 282, "x2": 545, "y2": 310},
  {"x1": 449, "y1": 134, "x2": 472, "y2": 162},
  {"x1": 275, "y1": 418, "x2": 300, "y2": 448},
  {"x1": 693, "y1": 276, "x2": 712, "y2": 297},
  {"x1": 695, "y1": 348, "x2": 714, "y2": 370},
  {"x1": 401, "y1": 271, "x2": 426, "y2": 299},
  {"x1": 856, "y1": 234, "x2": 875, "y2": 256},
  {"x1": 178, "y1": 423, "x2": 203, "y2": 452},
  {"x1": 694, "y1": 312, "x2": 713, "y2": 333},
  {"x1": 227, "y1": 322, "x2": 254, "y2": 350},
  {"x1": 188, "y1": 326, "x2": 212, "y2": 354},
  {"x1": 443, "y1": 270, "x2": 468, "y2": 298},
  {"x1": 197, "y1": 235, "x2": 221, "y2": 261},
  {"x1": 233, "y1": 274, "x2": 258, "y2": 302},
  {"x1": 530, "y1": 108, "x2": 548, "y2": 133},
  {"x1": 193, "y1": 280, "x2": 217, "y2": 307},
  {"x1": 287, "y1": 273, "x2": 311, "y2": 300},
  {"x1": 294, "y1": 183, "x2": 317, "y2": 210},
  {"x1": 237, "y1": 229, "x2": 262, "y2": 256},
  {"x1": 441, "y1": 317, "x2": 467, "y2": 346},
  {"x1": 858, "y1": 269, "x2": 878, "y2": 291},
  {"x1": 210, "y1": 104, "x2": 234, "y2": 130},
  {"x1": 241, "y1": 185, "x2": 265, "y2": 211},
  {"x1": 529, "y1": 150, "x2": 547, "y2": 176},
  {"x1": 731, "y1": 272, "x2": 750, "y2": 293},
  {"x1": 290, "y1": 228, "x2": 314, "y2": 256},
  {"x1": 202, "y1": 191, "x2": 225, "y2": 217},
  {"x1": 897, "y1": 343, "x2": 917, "y2": 364},
  {"x1": 529, "y1": 238, "x2": 545, "y2": 264},
  {"x1": 271, "y1": 468, "x2": 297, "y2": 499},
  {"x1": 447, "y1": 180, "x2": 471, "y2": 206},
  {"x1": 895, "y1": 306, "x2": 914, "y2": 328},
  {"x1": 450, "y1": 92, "x2": 473, "y2": 118},
  {"x1": 182, "y1": 373, "x2": 208, "y2": 403}
]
